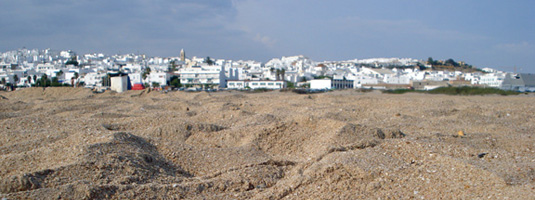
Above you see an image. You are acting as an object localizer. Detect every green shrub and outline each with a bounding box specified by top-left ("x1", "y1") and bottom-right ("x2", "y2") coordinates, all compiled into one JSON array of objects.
[
  {"x1": 383, "y1": 86, "x2": 519, "y2": 96},
  {"x1": 427, "y1": 86, "x2": 519, "y2": 95},
  {"x1": 382, "y1": 89, "x2": 416, "y2": 94}
]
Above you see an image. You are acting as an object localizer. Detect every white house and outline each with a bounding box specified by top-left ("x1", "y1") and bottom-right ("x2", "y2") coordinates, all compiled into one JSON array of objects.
[
  {"x1": 146, "y1": 72, "x2": 170, "y2": 87},
  {"x1": 310, "y1": 79, "x2": 332, "y2": 90},
  {"x1": 353, "y1": 74, "x2": 379, "y2": 88},
  {"x1": 82, "y1": 72, "x2": 105, "y2": 87},
  {"x1": 128, "y1": 72, "x2": 143, "y2": 85},
  {"x1": 383, "y1": 74, "x2": 411, "y2": 84}
]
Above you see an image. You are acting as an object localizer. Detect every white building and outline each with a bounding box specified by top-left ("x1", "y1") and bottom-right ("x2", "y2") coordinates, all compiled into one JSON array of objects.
[
  {"x1": 476, "y1": 72, "x2": 505, "y2": 88},
  {"x1": 146, "y1": 72, "x2": 170, "y2": 87},
  {"x1": 383, "y1": 74, "x2": 411, "y2": 84},
  {"x1": 128, "y1": 72, "x2": 143, "y2": 85},
  {"x1": 501, "y1": 73, "x2": 535, "y2": 92},
  {"x1": 310, "y1": 79, "x2": 332, "y2": 90},
  {"x1": 179, "y1": 64, "x2": 226, "y2": 88},
  {"x1": 353, "y1": 75, "x2": 379, "y2": 88},
  {"x1": 35, "y1": 64, "x2": 57, "y2": 73},
  {"x1": 110, "y1": 75, "x2": 128, "y2": 92},
  {"x1": 82, "y1": 72, "x2": 105, "y2": 87},
  {"x1": 227, "y1": 80, "x2": 284, "y2": 90}
]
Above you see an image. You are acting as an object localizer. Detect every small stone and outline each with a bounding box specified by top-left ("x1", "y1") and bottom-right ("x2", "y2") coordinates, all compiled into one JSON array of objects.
[
  {"x1": 457, "y1": 130, "x2": 465, "y2": 137},
  {"x1": 478, "y1": 153, "x2": 487, "y2": 158}
]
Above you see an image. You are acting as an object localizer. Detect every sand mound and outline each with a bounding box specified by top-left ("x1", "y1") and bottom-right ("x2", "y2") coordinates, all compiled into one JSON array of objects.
[
  {"x1": 1, "y1": 90, "x2": 534, "y2": 199},
  {"x1": 5, "y1": 87, "x2": 94, "y2": 101}
]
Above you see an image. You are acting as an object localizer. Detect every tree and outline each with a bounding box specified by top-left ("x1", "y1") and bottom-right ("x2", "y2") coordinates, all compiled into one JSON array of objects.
[
  {"x1": 66, "y1": 56, "x2": 79, "y2": 66},
  {"x1": 169, "y1": 76, "x2": 181, "y2": 88},
  {"x1": 204, "y1": 57, "x2": 214, "y2": 65},
  {"x1": 1, "y1": 77, "x2": 5, "y2": 85},
  {"x1": 313, "y1": 75, "x2": 332, "y2": 80},
  {"x1": 168, "y1": 60, "x2": 178, "y2": 72},
  {"x1": 39, "y1": 74, "x2": 50, "y2": 87},
  {"x1": 27, "y1": 76, "x2": 32, "y2": 85},
  {"x1": 285, "y1": 81, "x2": 295, "y2": 88},
  {"x1": 427, "y1": 57, "x2": 435, "y2": 65},
  {"x1": 51, "y1": 77, "x2": 61, "y2": 87},
  {"x1": 56, "y1": 70, "x2": 64, "y2": 77},
  {"x1": 33, "y1": 75, "x2": 37, "y2": 83},
  {"x1": 38, "y1": 74, "x2": 46, "y2": 87},
  {"x1": 152, "y1": 82, "x2": 160, "y2": 88},
  {"x1": 74, "y1": 72, "x2": 79, "y2": 79},
  {"x1": 142, "y1": 67, "x2": 151, "y2": 80},
  {"x1": 13, "y1": 74, "x2": 19, "y2": 86},
  {"x1": 445, "y1": 58, "x2": 459, "y2": 67}
]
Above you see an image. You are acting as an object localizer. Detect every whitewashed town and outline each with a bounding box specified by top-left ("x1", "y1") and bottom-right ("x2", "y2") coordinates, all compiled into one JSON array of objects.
[{"x1": 0, "y1": 48, "x2": 533, "y2": 93}]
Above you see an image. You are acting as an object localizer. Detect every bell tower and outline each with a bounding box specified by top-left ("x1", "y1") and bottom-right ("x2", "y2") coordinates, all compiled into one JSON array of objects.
[{"x1": 180, "y1": 49, "x2": 185, "y2": 62}]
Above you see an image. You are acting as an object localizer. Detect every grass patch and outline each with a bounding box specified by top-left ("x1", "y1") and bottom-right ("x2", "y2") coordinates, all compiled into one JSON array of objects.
[
  {"x1": 382, "y1": 89, "x2": 419, "y2": 94},
  {"x1": 383, "y1": 86, "x2": 519, "y2": 96}
]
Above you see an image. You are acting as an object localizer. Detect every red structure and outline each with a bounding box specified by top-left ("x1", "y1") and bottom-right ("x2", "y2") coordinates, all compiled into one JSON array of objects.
[{"x1": 132, "y1": 83, "x2": 145, "y2": 90}]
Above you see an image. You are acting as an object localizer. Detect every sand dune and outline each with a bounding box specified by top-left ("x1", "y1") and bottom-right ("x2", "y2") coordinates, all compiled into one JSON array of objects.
[{"x1": 1, "y1": 88, "x2": 534, "y2": 199}]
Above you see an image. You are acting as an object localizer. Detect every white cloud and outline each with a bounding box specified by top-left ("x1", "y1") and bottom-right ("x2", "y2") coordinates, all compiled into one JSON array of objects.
[
  {"x1": 254, "y1": 34, "x2": 276, "y2": 48},
  {"x1": 334, "y1": 16, "x2": 489, "y2": 41},
  {"x1": 494, "y1": 41, "x2": 534, "y2": 54}
]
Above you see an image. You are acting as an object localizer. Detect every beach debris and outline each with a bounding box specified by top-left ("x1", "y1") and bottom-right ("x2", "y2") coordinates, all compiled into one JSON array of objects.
[
  {"x1": 457, "y1": 130, "x2": 465, "y2": 137},
  {"x1": 477, "y1": 153, "x2": 488, "y2": 158}
]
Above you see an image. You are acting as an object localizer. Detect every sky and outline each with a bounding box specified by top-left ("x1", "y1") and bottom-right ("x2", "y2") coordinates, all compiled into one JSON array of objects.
[{"x1": 0, "y1": 0, "x2": 534, "y2": 72}]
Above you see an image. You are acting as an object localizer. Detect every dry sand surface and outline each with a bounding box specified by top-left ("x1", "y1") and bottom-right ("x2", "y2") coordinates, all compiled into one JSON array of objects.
[{"x1": 0, "y1": 87, "x2": 534, "y2": 199}]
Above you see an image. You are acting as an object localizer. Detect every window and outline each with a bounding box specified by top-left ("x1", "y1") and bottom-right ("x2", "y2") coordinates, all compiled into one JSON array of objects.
[
  {"x1": 229, "y1": 83, "x2": 235, "y2": 85},
  {"x1": 260, "y1": 83, "x2": 266, "y2": 85},
  {"x1": 252, "y1": 83, "x2": 258, "y2": 85},
  {"x1": 268, "y1": 83, "x2": 274, "y2": 85},
  {"x1": 276, "y1": 83, "x2": 282, "y2": 85}
]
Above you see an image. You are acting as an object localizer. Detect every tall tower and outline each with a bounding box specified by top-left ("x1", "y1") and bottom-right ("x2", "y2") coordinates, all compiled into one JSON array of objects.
[{"x1": 180, "y1": 49, "x2": 185, "y2": 62}]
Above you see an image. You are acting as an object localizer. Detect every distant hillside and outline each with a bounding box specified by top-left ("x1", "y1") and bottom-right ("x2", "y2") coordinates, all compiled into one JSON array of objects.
[{"x1": 427, "y1": 57, "x2": 483, "y2": 73}]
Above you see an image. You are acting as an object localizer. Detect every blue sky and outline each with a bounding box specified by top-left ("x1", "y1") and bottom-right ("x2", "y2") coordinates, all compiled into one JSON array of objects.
[{"x1": 1, "y1": 0, "x2": 534, "y2": 72}]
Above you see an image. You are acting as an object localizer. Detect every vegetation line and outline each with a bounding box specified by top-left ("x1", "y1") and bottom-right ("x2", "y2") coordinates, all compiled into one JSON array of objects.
[{"x1": 383, "y1": 86, "x2": 520, "y2": 96}]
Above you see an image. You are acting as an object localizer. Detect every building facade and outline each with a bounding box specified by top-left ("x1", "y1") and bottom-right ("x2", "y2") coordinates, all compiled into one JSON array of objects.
[{"x1": 227, "y1": 80, "x2": 285, "y2": 90}]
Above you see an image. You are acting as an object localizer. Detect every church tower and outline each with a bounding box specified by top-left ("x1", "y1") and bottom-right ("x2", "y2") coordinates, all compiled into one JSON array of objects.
[{"x1": 180, "y1": 49, "x2": 185, "y2": 62}]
